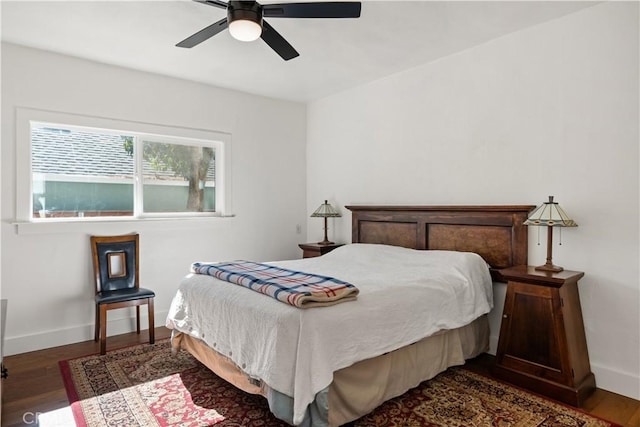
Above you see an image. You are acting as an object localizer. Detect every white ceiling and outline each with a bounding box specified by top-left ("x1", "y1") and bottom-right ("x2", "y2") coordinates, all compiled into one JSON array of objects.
[{"x1": 1, "y1": 0, "x2": 597, "y2": 103}]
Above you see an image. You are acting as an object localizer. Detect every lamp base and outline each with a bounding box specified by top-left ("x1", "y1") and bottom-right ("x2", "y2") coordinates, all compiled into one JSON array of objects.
[
  {"x1": 317, "y1": 239, "x2": 335, "y2": 246},
  {"x1": 535, "y1": 263, "x2": 564, "y2": 273}
]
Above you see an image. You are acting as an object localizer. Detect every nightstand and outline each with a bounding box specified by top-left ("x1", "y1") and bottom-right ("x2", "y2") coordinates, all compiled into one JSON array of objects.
[
  {"x1": 298, "y1": 243, "x2": 343, "y2": 258},
  {"x1": 493, "y1": 266, "x2": 595, "y2": 406}
]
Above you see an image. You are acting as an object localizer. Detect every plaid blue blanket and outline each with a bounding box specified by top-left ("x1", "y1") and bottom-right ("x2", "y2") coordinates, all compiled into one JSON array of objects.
[{"x1": 191, "y1": 261, "x2": 359, "y2": 308}]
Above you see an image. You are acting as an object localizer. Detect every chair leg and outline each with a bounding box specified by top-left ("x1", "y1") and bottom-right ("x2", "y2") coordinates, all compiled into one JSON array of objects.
[
  {"x1": 100, "y1": 305, "x2": 108, "y2": 355},
  {"x1": 94, "y1": 304, "x2": 100, "y2": 342},
  {"x1": 148, "y1": 298, "x2": 155, "y2": 345},
  {"x1": 136, "y1": 306, "x2": 141, "y2": 334}
]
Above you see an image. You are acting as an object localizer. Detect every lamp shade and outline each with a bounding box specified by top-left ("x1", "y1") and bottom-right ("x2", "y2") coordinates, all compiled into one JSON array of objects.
[
  {"x1": 310, "y1": 200, "x2": 341, "y2": 218},
  {"x1": 524, "y1": 196, "x2": 577, "y2": 227},
  {"x1": 228, "y1": 19, "x2": 262, "y2": 42}
]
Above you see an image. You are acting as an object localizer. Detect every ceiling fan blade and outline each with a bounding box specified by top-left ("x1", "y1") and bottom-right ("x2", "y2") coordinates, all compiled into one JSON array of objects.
[
  {"x1": 263, "y1": 2, "x2": 361, "y2": 18},
  {"x1": 261, "y1": 20, "x2": 299, "y2": 61},
  {"x1": 176, "y1": 17, "x2": 229, "y2": 48},
  {"x1": 193, "y1": 0, "x2": 228, "y2": 10}
]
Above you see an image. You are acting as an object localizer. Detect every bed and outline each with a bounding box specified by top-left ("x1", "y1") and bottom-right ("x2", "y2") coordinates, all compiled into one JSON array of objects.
[{"x1": 166, "y1": 204, "x2": 533, "y2": 426}]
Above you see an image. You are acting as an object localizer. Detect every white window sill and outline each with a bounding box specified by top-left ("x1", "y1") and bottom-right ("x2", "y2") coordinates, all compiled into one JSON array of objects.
[{"x1": 11, "y1": 214, "x2": 236, "y2": 235}]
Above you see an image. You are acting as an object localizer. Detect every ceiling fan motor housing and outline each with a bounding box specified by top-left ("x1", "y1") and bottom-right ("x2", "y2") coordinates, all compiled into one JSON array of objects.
[{"x1": 228, "y1": 1, "x2": 264, "y2": 27}]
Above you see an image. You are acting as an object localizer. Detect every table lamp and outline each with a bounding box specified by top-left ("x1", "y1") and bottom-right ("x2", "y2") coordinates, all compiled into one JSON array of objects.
[
  {"x1": 524, "y1": 196, "x2": 577, "y2": 272},
  {"x1": 310, "y1": 200, "x2": 341, "y2": 245}
]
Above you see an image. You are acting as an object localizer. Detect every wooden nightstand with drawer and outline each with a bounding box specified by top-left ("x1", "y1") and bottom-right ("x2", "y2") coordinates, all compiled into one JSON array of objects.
[
  {"x1": 298, "y1": 243, "x2": 343, "y2": 258},
  {"x1": 494, "y1": 266, "x2": 595, "y2": 407}
]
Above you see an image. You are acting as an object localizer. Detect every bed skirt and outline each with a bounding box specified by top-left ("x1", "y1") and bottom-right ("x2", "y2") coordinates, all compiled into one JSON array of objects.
[{"x1": 171, "y1": 314, "x2": 489, "y2": 426}]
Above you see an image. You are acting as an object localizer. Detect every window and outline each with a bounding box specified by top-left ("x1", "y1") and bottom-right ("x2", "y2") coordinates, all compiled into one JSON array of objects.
[
  {"x1": 138, "y1": 137, "x2": 216, "y2": 214},
  {"x1": 17, "y1": 108, "x2": 231, "y2": 223}
]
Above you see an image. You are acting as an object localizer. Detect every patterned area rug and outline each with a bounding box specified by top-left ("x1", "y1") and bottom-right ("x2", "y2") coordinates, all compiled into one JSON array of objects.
[{"x1": 60, "y1": 339, "x2": 617, "y2": 427}]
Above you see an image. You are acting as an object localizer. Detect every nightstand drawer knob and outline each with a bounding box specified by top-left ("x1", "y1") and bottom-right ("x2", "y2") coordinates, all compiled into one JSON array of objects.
[{"x1": 503, "y1": 314, "x2": 508, "y2": 319}]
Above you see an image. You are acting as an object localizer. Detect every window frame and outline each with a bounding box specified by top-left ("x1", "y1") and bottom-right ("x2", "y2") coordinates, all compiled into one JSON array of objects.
[{"x1": 16, "y1": 107, "x2": 233, "y2": 226}]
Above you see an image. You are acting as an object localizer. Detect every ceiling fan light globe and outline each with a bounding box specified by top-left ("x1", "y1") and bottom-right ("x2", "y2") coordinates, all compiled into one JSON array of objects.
[{"x1": 229, "y1": 19, "x2": 262, "y2": 42}]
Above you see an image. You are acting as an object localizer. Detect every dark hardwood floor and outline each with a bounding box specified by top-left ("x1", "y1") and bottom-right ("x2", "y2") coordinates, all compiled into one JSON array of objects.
[
  {"x1": 1, "y1": 327, "x2": 172, "y2": 427},
  {"x1": 1, "y1": 327, "x2": 638, "y2": 426}
]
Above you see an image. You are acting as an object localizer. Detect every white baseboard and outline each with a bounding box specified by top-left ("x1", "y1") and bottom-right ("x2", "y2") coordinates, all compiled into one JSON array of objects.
[
  {"x1": 591, "y1": 361, "x2": 640, "y2": 401},
  {"x1": 3, "y1": 309, "x2": 168, "y2": 356}
]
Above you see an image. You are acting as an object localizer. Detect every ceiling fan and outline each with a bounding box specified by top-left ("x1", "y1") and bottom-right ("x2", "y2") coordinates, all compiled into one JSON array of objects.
[{"x1": 176, "y1": 0, "x2": 362, "y2": 60}]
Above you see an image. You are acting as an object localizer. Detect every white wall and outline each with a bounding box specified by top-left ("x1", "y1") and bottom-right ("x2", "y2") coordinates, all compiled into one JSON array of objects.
[
  {"x1": 307, "y1": 2, "x2": 639, "y2": 400},
  {"x1": 1, "y1": 43, "x2": 307, "y2": 355}
]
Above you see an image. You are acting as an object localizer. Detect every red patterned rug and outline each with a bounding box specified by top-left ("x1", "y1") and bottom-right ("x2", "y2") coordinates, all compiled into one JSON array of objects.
[{"x1": 60, "y1": 339, "x2": 618, "y2": 427}]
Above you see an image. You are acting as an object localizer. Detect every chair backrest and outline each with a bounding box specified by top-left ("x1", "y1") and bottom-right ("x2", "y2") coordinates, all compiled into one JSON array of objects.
[{"x1": 90, "y1": 234, "x2": 139, "y2": 293}]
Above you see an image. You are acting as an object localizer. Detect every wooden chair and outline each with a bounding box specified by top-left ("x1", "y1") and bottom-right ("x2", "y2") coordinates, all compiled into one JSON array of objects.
[{"x1": 90, "y1": 233, "x2": 155, "y2": 355}]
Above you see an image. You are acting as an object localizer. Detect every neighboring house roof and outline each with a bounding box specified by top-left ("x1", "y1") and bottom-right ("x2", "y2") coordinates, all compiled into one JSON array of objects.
[{"x1": 31, "y1": 126, "x2": 215, "y2": 181}]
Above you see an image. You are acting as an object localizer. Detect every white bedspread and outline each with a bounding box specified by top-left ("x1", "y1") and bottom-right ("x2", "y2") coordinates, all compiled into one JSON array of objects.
[{"x1": 166, "y1": 244, "x2": 493, "y2": 425}]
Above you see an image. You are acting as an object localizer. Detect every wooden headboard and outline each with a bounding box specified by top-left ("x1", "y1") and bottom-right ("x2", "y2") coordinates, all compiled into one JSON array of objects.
[{"x1": 345, "y1": 205, "x2": 535, "y2": 281}]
